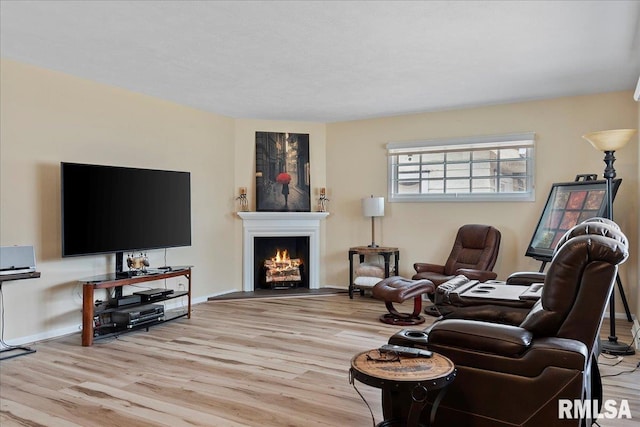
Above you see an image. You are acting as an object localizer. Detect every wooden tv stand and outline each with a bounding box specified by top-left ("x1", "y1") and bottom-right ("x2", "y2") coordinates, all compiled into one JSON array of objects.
[{"x1": 81, "y1": 267, "x2": 192, "y2": 346}]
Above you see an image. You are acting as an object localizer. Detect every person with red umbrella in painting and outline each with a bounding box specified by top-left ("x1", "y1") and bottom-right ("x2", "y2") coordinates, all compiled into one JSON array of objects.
[{"x1": 276, "y1": 172, "x2": 291, "y2": 209}]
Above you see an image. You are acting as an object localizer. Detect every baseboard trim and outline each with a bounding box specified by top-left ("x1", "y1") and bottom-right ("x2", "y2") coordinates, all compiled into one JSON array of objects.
[{"x1": 603, "y1": 312, "x2": 638, "y2": 321}]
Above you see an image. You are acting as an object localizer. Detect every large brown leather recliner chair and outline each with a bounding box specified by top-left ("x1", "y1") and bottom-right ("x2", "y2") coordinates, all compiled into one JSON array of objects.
[
  {"x1": 435, "y1": 218, "x2": 627, "y2": 326},
  {"x1": 387, "y1": 221, "x2": 628, "y2": 426},
  {"x1": 413, "y1": 224, "x2": 501, "y2": 288}
]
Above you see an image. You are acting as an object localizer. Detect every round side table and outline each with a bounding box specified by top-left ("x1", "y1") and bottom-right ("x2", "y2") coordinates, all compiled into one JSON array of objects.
[{"x1": 350, "y1": 349, "x2": 456, "y2": 427}]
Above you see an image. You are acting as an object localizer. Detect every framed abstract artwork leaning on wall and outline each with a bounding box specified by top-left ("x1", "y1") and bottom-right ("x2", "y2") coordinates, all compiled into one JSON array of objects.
[
  {"x1": 255, "y1": 132, "x2": 311, "y2": 212},
  {"x1": 525, "y1": 178, "x2": 621, "y2": 262}
]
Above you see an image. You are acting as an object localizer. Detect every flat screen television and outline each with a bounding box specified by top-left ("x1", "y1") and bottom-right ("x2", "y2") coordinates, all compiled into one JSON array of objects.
[{"x1": 61, "y1": 162, "x2": 191, "y2": 275}]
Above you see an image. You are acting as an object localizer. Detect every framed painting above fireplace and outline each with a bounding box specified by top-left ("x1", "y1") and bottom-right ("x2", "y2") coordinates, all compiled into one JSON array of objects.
[{"x1": 255, "y1": 132, "x2": 311, "y2": 212}]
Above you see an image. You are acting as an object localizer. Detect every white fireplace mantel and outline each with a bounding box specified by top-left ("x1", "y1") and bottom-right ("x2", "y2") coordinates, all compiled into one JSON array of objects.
[{"x1": 238, "y1": 212, "x2": 330, "y2": 291}]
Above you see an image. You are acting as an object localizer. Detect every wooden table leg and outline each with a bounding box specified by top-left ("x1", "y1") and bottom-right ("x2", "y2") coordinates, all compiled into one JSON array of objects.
[
  {"x1": 383, "y1": 253, "x2": 391, "y2": 277},
  {"x1": 349, "y1": 252, "x2": 355, "y2": 299},
  {"x1": 394, "y1": 251, "x2": 400, "y2": 275},
  {"x1": 187, "y1": 269, "x2": 192, "y2": 318},
  {"x1": 82, "y1": 285, "x2": 94, "y2": 347}
]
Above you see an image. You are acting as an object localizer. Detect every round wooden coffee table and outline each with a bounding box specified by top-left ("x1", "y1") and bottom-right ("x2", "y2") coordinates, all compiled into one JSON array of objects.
[{"x1": 350, "y1": 349, "x2": 456, "y2": 427}]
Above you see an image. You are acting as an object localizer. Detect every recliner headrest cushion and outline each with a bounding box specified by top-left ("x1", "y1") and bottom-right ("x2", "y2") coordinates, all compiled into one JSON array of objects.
[
  {"x1": 521, "y1": 233, "x2": 628, "y2": 337},
  {"x1": 553, "y1": 218, "x2": 627, "y2": 257}
]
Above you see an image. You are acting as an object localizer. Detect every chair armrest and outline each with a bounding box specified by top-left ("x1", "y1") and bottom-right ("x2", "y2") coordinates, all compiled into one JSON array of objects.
[
  {"x1": 506, "y1": 271, "x2": 546, "y2": 286},
  {"x1": 414, "y1": 262, "x2": 445, "y2": 274},
  {"x1": 392, "y1": 326, "x2": 588, "y2": 376},
  {"x1": 436, "y1": 304, "x2": 532, "y2": 326},
  {"x1": 455, "y1": 268, "x2": 497, "y2": 282},
  {"x1": 427, "y1": 319, "x2": 533, "y2": 357}
]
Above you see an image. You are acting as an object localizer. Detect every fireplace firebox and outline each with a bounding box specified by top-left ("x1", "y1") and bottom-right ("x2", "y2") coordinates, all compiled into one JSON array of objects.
[
  {"x1": 254, "y1": 236, "x2": 309, "y2": 289},
  {"x1": 238, "y1": 212, "x2": 329, "y2": 292}
]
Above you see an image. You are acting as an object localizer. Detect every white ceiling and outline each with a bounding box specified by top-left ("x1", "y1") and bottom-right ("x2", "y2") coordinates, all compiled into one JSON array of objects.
[{"x1": 1, "y1": 1, "x2": 639, "y2": 123}]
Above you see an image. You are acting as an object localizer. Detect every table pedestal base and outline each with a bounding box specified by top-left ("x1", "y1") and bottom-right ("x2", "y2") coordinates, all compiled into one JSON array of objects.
[{"x1": 350, "y1": 349, "x2": 456, "y2": 427}]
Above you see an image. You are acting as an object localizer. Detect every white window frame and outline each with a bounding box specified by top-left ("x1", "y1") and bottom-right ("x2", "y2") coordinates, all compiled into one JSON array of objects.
[{"x1": 387, "y1": 132, "x2": 536, "y2": 202}]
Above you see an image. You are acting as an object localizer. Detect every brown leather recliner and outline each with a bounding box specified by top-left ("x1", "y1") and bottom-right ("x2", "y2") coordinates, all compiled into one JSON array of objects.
[
  {"x1": 388, "y1": 221, "x2": 629, "y2": 426},
  {"x1": 435, "y1": 218, "x2": 627, "y2": 326},
  {"x1": 413, "y1": 224, "x2": 501, "y2": 287}
]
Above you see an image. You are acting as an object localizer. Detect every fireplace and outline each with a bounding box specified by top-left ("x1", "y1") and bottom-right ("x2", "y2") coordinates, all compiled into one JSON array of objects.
[
  {"x1": 238, "y1": 212, "x2": 329, "y2": 292},
  {"x1": 254, "y1": 236, "x2": 309, "y2": 289}
]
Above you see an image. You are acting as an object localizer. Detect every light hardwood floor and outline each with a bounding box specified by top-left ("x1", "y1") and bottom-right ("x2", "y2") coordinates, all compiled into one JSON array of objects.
[{"x1": 1, "y1": 295, "x2": 638, "y2": 426}]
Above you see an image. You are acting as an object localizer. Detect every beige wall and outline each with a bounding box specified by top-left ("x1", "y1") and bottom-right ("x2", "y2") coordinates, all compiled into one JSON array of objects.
[
  {"x1": 0, "y1": 59, "x2": 238, "y2": 342},
  {"x1": 1, "y1": 57, "x2": 637, "y2": 344},
  {"x1": 325, "y1": 92, "x2": 639, "y2": 317},
  {"x1": 0, "y1": 59, "x2": 330, "y2": 344}
]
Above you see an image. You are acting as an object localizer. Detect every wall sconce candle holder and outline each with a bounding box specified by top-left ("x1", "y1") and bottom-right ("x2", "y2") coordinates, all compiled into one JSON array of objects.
[
  {"x1": 318, "y1": 188, "x2": 329, "y2": 212},
  {"x1": 236, "y1": 187, "x2": 249, "y2": 212}
]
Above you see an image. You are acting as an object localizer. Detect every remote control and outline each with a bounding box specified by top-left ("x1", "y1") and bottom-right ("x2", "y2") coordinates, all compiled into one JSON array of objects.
[{"x1": 379, "y1": 344, "x2": 433, "y2": 358}]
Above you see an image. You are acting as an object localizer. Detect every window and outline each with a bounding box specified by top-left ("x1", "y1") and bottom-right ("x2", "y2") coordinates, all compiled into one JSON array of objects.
[{"x1": 387, "y1": 132, "x2": 535, "y2": 202}]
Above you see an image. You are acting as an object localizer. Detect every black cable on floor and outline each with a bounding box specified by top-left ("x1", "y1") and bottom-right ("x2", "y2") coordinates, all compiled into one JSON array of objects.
[{"x1": 601, "y1": 361, "x2": 640, "y2": 378}]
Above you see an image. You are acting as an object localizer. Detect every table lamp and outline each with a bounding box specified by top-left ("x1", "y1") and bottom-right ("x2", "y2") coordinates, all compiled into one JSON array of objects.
[
  {"x1": 582, "y1": 128, "x2": 637, "y2": 356},
  {"x1": 362, "y1": 195, "x2": 385, "y2": 248}
]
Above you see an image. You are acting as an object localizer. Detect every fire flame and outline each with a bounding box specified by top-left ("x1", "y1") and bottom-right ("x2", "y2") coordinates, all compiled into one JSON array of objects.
[
  {"x1": 268, "y1": 249, "x2": 300, "y2": 269},
  {"x1": 265, "y1": 249, "x2": 302, "y2": 283},
  {"x1": 273, "y1": 249, "x2": 290, "y2": 263}
]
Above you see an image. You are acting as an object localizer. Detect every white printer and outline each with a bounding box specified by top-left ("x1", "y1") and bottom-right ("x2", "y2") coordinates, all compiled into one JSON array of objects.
[{"x1": 0, "y1": 246, "x2": 37, "y2": 275}]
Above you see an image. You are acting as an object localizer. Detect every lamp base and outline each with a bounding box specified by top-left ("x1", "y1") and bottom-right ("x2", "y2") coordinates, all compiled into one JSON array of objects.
[
  {"x1": 601, "y1": 338, "x2": 635, "y2": 356},
  {"x1": 368, "y1": 243, "x2": 379, "y2": 248}
]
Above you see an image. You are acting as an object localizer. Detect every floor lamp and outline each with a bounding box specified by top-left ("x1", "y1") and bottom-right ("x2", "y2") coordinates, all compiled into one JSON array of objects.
[
  {"x1": 583, "y1": 128, "x2": 637, "y2": 356},
  {"x1": 362, "y1": 196, "x2": 385, "y2": 248}
]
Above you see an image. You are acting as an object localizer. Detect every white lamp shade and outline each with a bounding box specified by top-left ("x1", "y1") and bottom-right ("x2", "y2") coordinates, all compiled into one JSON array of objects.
[
  {"x1": 362, "y1": 197, "x2": 385, "y2": 217},
  {"x1": 582, "y1": 129, "x2": 637, "y2": 152}
]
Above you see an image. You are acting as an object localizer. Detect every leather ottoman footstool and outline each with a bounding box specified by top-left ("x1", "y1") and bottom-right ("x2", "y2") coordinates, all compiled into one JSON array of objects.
[{"x1": 372, "y1": 276, "x2": 435, "y2": 325}]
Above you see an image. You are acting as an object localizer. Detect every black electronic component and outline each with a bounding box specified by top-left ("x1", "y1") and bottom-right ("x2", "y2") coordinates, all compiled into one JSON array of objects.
[
  {"x1": 133, "y1": 288, "x2": 174, "y2": 302},
  {"x1": 112, "y1": 294, "x2": 142, "y2": 307},
  {"x1": 379, "y1": 344, "x2": 433, "y2": 358},
  {"x1": 111, "y1": 304, "x2": 164, "y2": 328}
]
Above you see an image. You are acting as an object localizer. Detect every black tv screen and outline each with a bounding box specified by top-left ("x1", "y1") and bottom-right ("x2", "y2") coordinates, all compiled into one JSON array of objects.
[{"x1": 61, "y1": 162, "x2": 191, "y2": 257}]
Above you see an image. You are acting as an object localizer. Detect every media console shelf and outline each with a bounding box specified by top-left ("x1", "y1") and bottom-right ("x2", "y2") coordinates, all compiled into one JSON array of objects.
[
  {"x1": 81, "y1": 266, "x2": 192, "y2": 346},
  {"x1": 0, "y1": 271, "x2": 41, "y2": 360}
]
